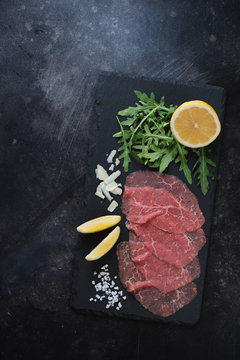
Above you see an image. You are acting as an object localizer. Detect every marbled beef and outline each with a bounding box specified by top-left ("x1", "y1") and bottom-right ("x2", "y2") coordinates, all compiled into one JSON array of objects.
[
  {"x1": 117, "y1": 242, "x2": 197, "y2": 318},
  {"x1": 127, "y1": 222, "x2": 205, "y2": 268},
  {"x1": 117, "y1": 171, "x2": 205, "y2": 318}
]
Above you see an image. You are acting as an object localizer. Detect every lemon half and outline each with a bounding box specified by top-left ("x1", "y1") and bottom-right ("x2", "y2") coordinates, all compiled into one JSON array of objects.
[{"x1": 170, "y1": 100, "x2": 221, "y2": 148}]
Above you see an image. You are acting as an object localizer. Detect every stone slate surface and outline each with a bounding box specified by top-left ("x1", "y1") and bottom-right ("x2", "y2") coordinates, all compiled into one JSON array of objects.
[
  {"x1": 0, "y1": 0, "x2": 240, "y2": 359},
  {"x1": 71, "y1": 74, "x2": 226, "y2": 326}
]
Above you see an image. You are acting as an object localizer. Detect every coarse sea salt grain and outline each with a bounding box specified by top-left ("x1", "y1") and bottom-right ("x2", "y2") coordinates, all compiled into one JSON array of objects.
[{"x1": 89, "y1": 264, "x2": 127, "y2": 310}]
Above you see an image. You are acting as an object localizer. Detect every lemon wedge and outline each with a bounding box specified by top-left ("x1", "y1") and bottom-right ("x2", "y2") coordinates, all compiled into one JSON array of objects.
[
  {"x1": 85, "y1": 226, "x2": 120, "y2": 261},
  {"x1": 170, "y1": 100, "x2": 221, "y2": 148},
  {"x1": 77, "y1": 215, "x2": 121, "y2": 234}
]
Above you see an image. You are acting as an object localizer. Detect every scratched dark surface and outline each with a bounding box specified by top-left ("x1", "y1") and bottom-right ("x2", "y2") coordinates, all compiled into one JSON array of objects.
[{"x1": 0, "y1": 0, "x2": 240, "y2": 359}]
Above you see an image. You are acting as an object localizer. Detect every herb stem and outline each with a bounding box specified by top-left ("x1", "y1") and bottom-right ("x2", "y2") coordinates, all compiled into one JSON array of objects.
[
  {"x1": 143, "y1": 134, "x2": 173, "y2": 141},
  {"x1": 129, "y1": 105, "x2": 162, "y2": 146}
]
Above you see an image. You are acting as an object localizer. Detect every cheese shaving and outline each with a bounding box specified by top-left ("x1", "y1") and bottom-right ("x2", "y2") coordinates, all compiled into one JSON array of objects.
[
  {"x1": 95, "y1": 154, "x2": 122, "y2": 209},
  {"x1": 104, "y1": 170, "x2": 121, "y2": 185},
  {"x1": 100, "y1": 182, "x2": 113, "y2": 202},
  {"x1": 107, "y1": 150, "x2": 116, "y2": 163},
  {"x1": 106, "y1": 181, "x2": 118, "y2": 192},
  {"x1": 111, "y1": 187, "x2": 122, "y2": 196},
  {"x1": 95, "y1": 184, "x2": 105, "y2": 199},
  {"x1": 107, "y1": 200, "x2": 118, "y2": 212},
  {"x1": 95, "y1": 164, "x2": 108, "y2": 181}
]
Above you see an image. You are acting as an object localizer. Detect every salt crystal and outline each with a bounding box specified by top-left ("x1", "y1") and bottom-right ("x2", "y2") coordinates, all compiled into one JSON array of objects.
[
  {"x1": 89, "y1": 267, "x2": 126, "y2": 310},
  {"x1": 102, "y1": 284, "x2": 109, "y2": 292},
  {"x1": 95, "y1": 283, "x2": 102, "y2": 291}
]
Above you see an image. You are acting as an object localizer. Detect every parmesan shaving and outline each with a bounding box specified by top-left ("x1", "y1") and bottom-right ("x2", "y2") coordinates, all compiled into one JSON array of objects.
[
  {"x1": 95, "y1": 191, "x2": 105, "y2": 199},
  {"x1": 107, "y1": 200, "x2": 118, "y2": 212},
  {"x1": 100, "y1": 182, "x2": 113, "y2": 201},
  {"x1": 106, "y1": 181, "x2": 118, "y2": 192},
  {"x1": 115, "y1": 158, "x2": 120, "y2": 166},
  {"x1": 111, "y1": 187, "x2": 122, "y2": 195},
  {"x1": 107, "y1": 150, "x2": 116, "y2": 163},
  {"x1": 104, "y1": 170, "x2": 121, "y2": 185},
  {"x1": 95, "y1": 157, "x2": 122, "y2": 205},
  {"x1": 95, "y1": 164, "x2": 108, "y2": 181},
  {"x1": 95, "y1": 184, "x2": 105, "y2": 199}
]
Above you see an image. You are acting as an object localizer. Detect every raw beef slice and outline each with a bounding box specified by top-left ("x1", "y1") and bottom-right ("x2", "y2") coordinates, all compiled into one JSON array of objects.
[
  {"x1": 127, "y1": 222, "x2": 206, "y2": 268},
  {"x1": 128, "y1": 231, "x2": 200, "y2": 293},
  {"x1": 117, "y1": 242, "x2": 197, "y2": 318},
  {"x1": 123, "y1": 171, "x2": 205, "y2": 226},
  {"x1": 123, "y1": 186, "x2": 204, "y2": 233}
]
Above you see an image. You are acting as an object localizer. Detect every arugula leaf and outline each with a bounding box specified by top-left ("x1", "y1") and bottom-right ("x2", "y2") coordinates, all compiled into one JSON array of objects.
[
  {"x1": 175, "y1": 142, "x2": 192, "y2": 184},
  {"x1": 116, "y1": 116, "x2": 131, "y2": 172},
  {"x1": 130, "y1": 149, "x2": 144, "y2": 164},
  {"x1": 112, "y1": 131, "x2": 122, "y2": 138},
  {"x1": 118, "y1": 107, "x2": 140, "y2": 117},
  {"x1": 134, "y1": 90, "x2": 157, "y2": 106},
  {"x1": 120, "y1": 117, "x2": 136, "y2": 126},
  {"x1": 193, "y1": 147, "x2": 216, "y2": 195},
  {"x1": 159, "y1": 145, "x2": 178, "y2": 173}
]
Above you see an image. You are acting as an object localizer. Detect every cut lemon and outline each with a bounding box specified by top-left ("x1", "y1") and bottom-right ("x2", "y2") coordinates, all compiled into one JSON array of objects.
[
  {"x1": 77, "y1": 215, "x2": 121, "y2": 234},
  {"x1": 170, "y1": 100, "x2": 221, "y2": 148},
  {"x1": 85, "y1": 226, "x2": 120, "y2": 261}
]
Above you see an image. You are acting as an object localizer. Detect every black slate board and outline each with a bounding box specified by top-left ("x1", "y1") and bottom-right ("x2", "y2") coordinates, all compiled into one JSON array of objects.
[{"x1": 71, "y1": 73, "x2": 226, "y2": 325}]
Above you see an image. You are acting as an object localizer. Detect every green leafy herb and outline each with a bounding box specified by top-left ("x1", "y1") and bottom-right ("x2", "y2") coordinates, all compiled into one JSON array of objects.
[
  {"x1": 115, "y1": 116, "x2": 131, "y2": 172},
  {"x1": 113, "y1": 90, "x2": 216, "y2": 194},
  {"x1": 193, "y1": 147, "x2": 216, "y2": 195},
  {"x1": 175, "y1": 142, "x2": 192, "y2": 184}
]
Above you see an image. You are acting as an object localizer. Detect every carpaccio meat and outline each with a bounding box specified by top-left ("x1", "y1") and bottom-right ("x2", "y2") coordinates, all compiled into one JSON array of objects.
[
  {"x1": 117, "y1": 242, "x2": 197, "y2": 318},
  {"x1": 122, "y1": 186, "x2": 204, "y2": 233},
  {"x1": 128, "y1": 232, "x2": 200, "y2": 293},
  {"x1": 127, "y1": 223, "x2": 205, "y2": 268},
  {"x1": 117, "y1": 171, "x2": 206, "y2": 318}
]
